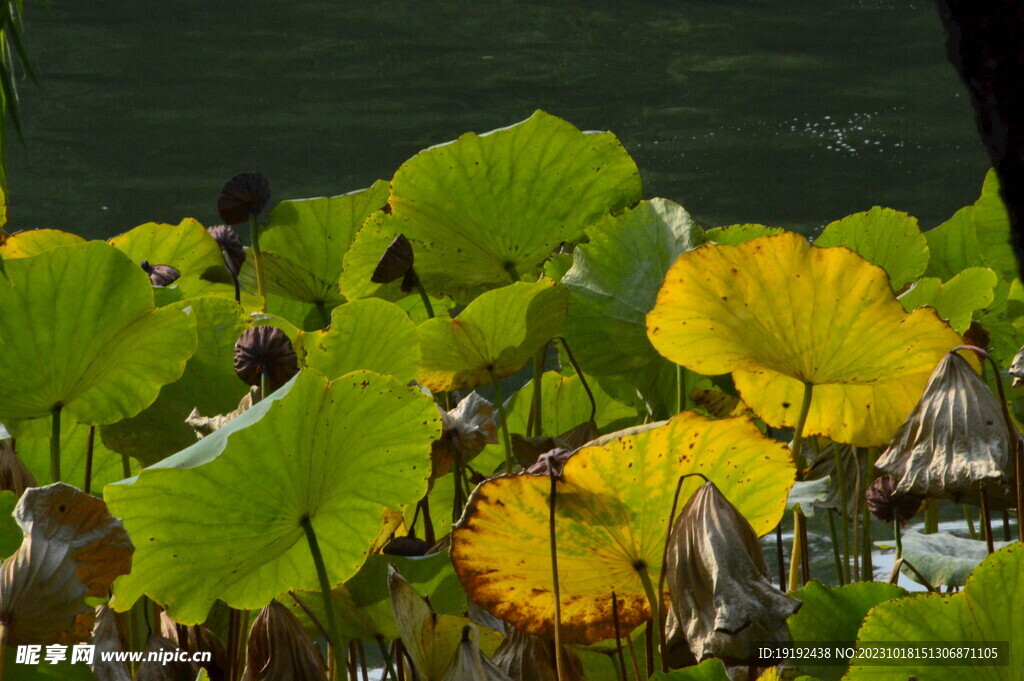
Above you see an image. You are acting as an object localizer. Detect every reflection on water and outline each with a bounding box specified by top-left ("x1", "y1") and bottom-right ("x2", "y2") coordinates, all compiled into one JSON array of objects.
[{"x1": 7, "y1": 0, "x2": 988, "y2": 239}]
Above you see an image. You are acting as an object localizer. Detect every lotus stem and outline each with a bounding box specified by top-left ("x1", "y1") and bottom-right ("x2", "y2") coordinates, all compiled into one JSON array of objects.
[
  {"x1": 249, "y1": 214, "x2": 267, "y2": 310},
  {"x1": 924, "y1": 499, "x2": 939, "y2": 534},
  {"x1": 1017, "y1": 441, "x2": 1024, "y2": 543},
  {"x1": 644, "y1": 624, "x2": 654, "y2": 677},
  {"x1": 121, "y1": 454, "x2": 131, "y2": 480},
  {"x1": 315, "y1": 300, "x2": 331, "y2": 330},
  {"x1": 503, "y1": 261, "x2": 521, "y2": 282},
  {"x1": 396, "y1": 640, "x2": 406, "y2": 681},
  {"x1": 49, "y1": 404, "x2": 62, "y2": 483},
  {"x1": 548, "y1": 468, "x2": 565, "y2": 681},
  {"x1": 490, "y1": 369, "x2": 515, "y2": 474},
  {"x1": 675, "y1": 364, "x2": 685, "y2": 415},
  {"x1": 787, "y1": 381, "x2": 814, "y2": 592},
  {"x1": 860, "y1": 448, "x2": 875, "y2": 582},
  {"x1": 834, "y1": 446, "x2": 851, "y2": 584},
  {"x1": 635, "y1": 561, "x2": 664, "y2": 673},
  {"x1": 357, "y1": 641, "x2": 368, "y2": 681},
  {"x1": 899, "y1": 556, "x2": 937, "y2": 592},
  {"x1": 557, "y1": 338, "x2": 596, "y2": 422},
  {"x1": 827, "y1": 510, "x2": 845, "y2": 586},
  {"x1": 375, "y1": 636, "x2": 397, "y2": 681},
  {"x1": 963, "y1": 504, "x2": 977, "y2": 539},
  {"x1": 226, "y1": 609, "x2": 241, "y2": 681},
  {"x1": 980, "y1": 486, "x2": 994, "y2": 554},
  {"x1": 1002, "y1": 509, "x2": 1011, "y2": 541},
  {"x1": 775, "y1": 523, "x2": 785, "y2": 591},
  {"x1": 289, "y1": 591, "x2": 331, "y2": 643},
  {"x1": 84, "y1": 425, "x2": 95, "y2": 495},
  {"x1": 259, "y1": 371, "x2": 270, "y2": 403},
  {"x1": 528, "y1": 343, "x2": 547, "y2": 437},
  {"x1": 300, "y1": 513, "x2": 346, "y2": 676},
  {"x1": 409, "y1": 268, "x2": 435, "y2": 319},
  {"x1": 893, "y1": 516, "x2": 903, "y2": 560},
  {"x1": 611, "y1": 591, "x2": 630, "y2": 681}
]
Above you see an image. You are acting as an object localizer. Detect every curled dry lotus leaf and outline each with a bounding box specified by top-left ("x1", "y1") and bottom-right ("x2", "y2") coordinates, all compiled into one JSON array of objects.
[
  {"x1": 492, "y1": 624, "x2": 585, "y2": 681},
  {"x1": 107, "y1": 370, "x2": 441, "y2": 624},
  {"x1": 0, "y1": 241, "x2": 198, "y2": 426},
  {"x1": 647, "y1": 232, "x2": 970, "y2": 447},
  {"x1": 92, "y1": 605, "x2": 131, "y2": 681},
  {"x1": 160, "y1": 611, "x2": 229, "y2": 681},
  {"x1": 0, "y1": 483, "x2": 133, "y2": 645},
  {"x1": 432, "y1": 391, "x2": 498, "y2": 478},
  {"x1": 442, "y1": 625, "x2": 515, "y2": 681},
  {"x1": 1010, "y1": 344, "x2": 1024, "y2": 388},
  {"x1": 416, "y1": 280, "x2": 568, "y2": 392},
  {"x1": 341, "y1": 110, "x2": 643, "y2": 303},
  {"x1": 242, "y1": 601, "x2": 326, "y2": 681},
  {"x1": 0, "y1": 440, "x2": 36, "y2": 497},
  {"x1": 218, "y1": 172, "x2": 271, "y2": 225},
  {"x1": 876, "y1": 351, "x2": 1015, "y2": 499},
  {"x1": 865, "y1": 474, "x2": 922, "y2": 524},
  {"x1": 451, "y1": 412, "x2": 794, "y2": 644},
  {"x1": 186, "y1": 386, "x2": 259, "y2": 439},
  {"x1": 134, "y1": 634, "x2": 201, "y2": 681},
  {"x1": 846, "y1": 543, "x2": 1024, "y2": 681},
  {"x1": 372, "y1": 233, "x2": 415, "y2": 285},
  {"x1": 664, "y1": 481, "x2": 800, "y2": 663},
  {"x1": 208, "y1": 224, "x2": 246, "y2": 276}
]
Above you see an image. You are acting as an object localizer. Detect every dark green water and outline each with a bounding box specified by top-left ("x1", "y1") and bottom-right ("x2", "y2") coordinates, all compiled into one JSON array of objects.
[{"x1": 6, "y1": 0, "x2": 989, "y2": 239}]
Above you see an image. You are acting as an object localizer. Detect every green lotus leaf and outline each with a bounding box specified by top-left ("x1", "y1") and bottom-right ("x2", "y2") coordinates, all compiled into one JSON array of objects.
[
  {"x1": 100, "y1": 296, "x2": 261, "y2": 466},
  {"x1": 846, "y1": 543, "x2": 1024, "y2": 680},
  {"x1": 416, "y1": 280, "x2": 567, "y2": 392},
  {"x1": 787, "y1": 580, "x2": 907, "y2": 681},
  {"x1": 0, "y1": 242, "x2": 198, "y2": 428},
  {"x1": 341, "y1": 111, "x2": 642, "y2": 302},
  {"x1": 814, "y1": 207, "x2": 929, "y2": 290},
  {"x1": 650, "y1": 659, "x2": 731, "y2": 680},
  {"x1": 562, "y1": 198, "x2": 705, "y2": 377},
  {"x1": 239, "y1": 181, "x2": 390, "y2": 313},
  {"x1": 13, "y1": 420, "x2": 136, "y2": 493},
  {"x1": 107, "y1": 369, "x2": 441, "y2": 624},
  {"x1": 704, "y1": 224, "x2": 784, "y2": 246},
  {"x1": 108, "y1": 218, "x2": 225, "y2": 281},
  {"x1": 898, "y1": 267, "x2": 998, "y2": 333},
  {"x1": 972, "y1": 169, "x2": 1017, "y2": 280},
  {"x1": 451, "y1": 411, "x2": 794, "y2": 643},
  {"x1": 974, "y1": 276, "x2": 1024, "y2": 366},
  {"x1": 502, "y1": 370, "x2": 637, "y2": 437},
  {"x1": 0, "y1": 229, "x2": 85, "y2": 258},
  {"x1": 876, "y1": 531, "x2": 1012, "y2": 589},
  {"x1": 296, "y1": 298, "x2": 420, "y2": 382}
]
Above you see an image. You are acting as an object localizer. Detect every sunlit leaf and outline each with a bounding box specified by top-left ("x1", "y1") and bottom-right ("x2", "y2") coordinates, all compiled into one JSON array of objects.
[
  {"x1": 647, "y1": 233, "x2": 968, "y2": 446},
  {"x1": 0, "y1": 229, "x2": 85, "y2": 258},
  {"x1": 705, "y1": 224, "x2": 783, "y2": 246},
  {"x1": 14, "y1": 420, "x2": 134, "y2": 494},
  {"x1": 108, "y1": 218, "x2": 225, "y2": 282},
  {"x1": 341, "y1": 111, "x2": 642, "y2": 302},
  {"x1": 898, "y1": 267, "x2": 998, "y2": 333},
  {"x1": 107, "y1": 370, "x2": 441, "y2": 623},
  {"x1": 502, "y1": 370, "x2": 637, "y2": 437},
  {"x1": 451, "y1": 412, "x2": 794, "y2": 643},
  {"x1": 814, "y1": 207, "x2": 929, "y2": 290}
]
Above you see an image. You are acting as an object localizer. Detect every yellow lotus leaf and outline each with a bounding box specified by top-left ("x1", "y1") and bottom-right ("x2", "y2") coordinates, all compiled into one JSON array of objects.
[
  {"x1": 451, "y1": 411, "x2": 793, "y2": 644},
  {"x1": 0, "y1": 229, "x2": 85, "y2": 258},
  {"x1": 646, "y1": 232, "x2": 967, "y2": 447}
]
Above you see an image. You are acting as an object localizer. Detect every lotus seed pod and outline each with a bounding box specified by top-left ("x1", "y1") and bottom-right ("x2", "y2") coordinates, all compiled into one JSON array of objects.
[
  {"x1": 371, "y1": 233, "x2": 415, "y2": 285},
  {"x1": 865, "y1": 474, "x2": 922, "y2": 524},
  {"x1": 233, "y1": 326, "x2": 298, "y2": 392},
  {"x1": 208, "y1": 224, "x2": 246, "y2": 276},
  {"x1": 140, "y1": 260, "x2": 181, "y2": 287},
  {"x1": 382, "y1": 535, "x2": 432, "y2": 557},
  {"x1": 218, "y1": 172, "x2": 271, "y2": 225}
]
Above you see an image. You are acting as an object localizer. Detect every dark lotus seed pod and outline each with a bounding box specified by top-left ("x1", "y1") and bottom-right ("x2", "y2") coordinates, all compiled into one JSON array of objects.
[
  {"x1": 371, "y1": 234, "x2": 414, "y2": 284},
  {"x1": 382, "y1": 535, "x2": 432, "y2": 557},
  {"x1": 207, "y1": 224, "x2": 246, "y2": 276},
  {"x1": 140, "y1": 260, "x2": 181, "y2": 286},
  {"x1": 217, "y1": 172, "x2": 271, "y2": 225},
  {"x1": 866, "y1": 474, "x2": 922, "y2": 523},
  {"x1": 233, "y1": 326, "x2": 298, "y2": 392},
  {"x1": 963, "y1": 322, "x2": 990, "y2": 352}
]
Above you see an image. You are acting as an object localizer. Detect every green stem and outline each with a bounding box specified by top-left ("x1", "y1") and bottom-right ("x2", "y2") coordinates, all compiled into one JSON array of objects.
[
  {"x1": 490, "y1": 370, "x2": 514, "y2": 474},
  {"x1": 635, "y1": 562, "x2": 664, "y2": 673},
  {"x1": 557, "y1": 337, "x2": 596, "y2": 422},
  {"x1": 963, "y1": 504, "x2": 977, "y2": 539},
  {"x1": 315, "y1": 300, "x2": 332, "y2": 329},
  {"x1": 528, "y1": 343, "x2": 547, "y2": 437},
  {"x1": 121, "y1": 454, "x2": 131, "y2": 479},
  {"x1": 49, "y1": 404, "x2": 62, "y2": 483},
  {"x1": 410, "y1": 268, "x2": 435, "y2": 319},
  {"x1": 787, "y1": 382, "x2": 814, "y2": 592},
  {"x1": 260, "y1": 372, "x2": 270, "y2": 403},
  {"x1": 980, "y1": 486, "x2": 994, "y2": 554},
  {"x1": 827, "y1": 510, "x2": 846, "y2": 586},
  {"x1": 250, "y1": 215, "x2": 267, "y2": 310},
  {"x1": 860, "y1": 448, "x2": 875, "y2": 582},
  {"x1": 675, "y1": 364, "x2": 684, "y2": 415},
  {"x1": 375, "y1": 636, "x2": 397, "y2": 681},
  {"x1": 300, "y1": 514, "x2": 346, "y2": 675},
  {"x1": 924, "y1": 499, "x2": 939, "y2": 534},
  {"x1": 84, "y1": 425, "x2": 95, "y2": 495},
  {"x1": 834, "y1": 447, "x2": 851, "y2": 584},
  {"x1": 549, "y1": 469, "x2": 565, "y2": 681},
  {"x1": 893, "y1": 516, "x2": 903, "y2": 560},
  {"x1": 610, "y1": 592, "x2": 630, "y2": 681},
  {"x1": 788, "y1": 510, "x2": 806, "y2": 592}
]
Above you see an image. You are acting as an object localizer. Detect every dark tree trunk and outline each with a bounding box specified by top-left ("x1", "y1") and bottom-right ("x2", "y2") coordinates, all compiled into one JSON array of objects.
[{"x1": 936, "y1": 0, "x2": 1024, "y2": 280}]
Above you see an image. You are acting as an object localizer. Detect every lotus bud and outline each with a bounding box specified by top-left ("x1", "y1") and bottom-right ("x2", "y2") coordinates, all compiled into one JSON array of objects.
[
  {"x1": 1011, "y1": 344, "x2": 1024, "y2": 388},
  {"x1": 866, "y1": 474, "x2": 922, "y2": 524},
  {"x1": 208, "y1": 224, "x2": 247, "y2": 277},
  {"x1": 371, "y1": 234, "x2": 415, "y2": 290},
  {"x1": 0, "y1": 440, "x2": 36, "y2": 497},
  {"x1": 664, "y1": 481, "x2": 800, "y2": 663},
  {"x1": 432, "y1": 392, "x2": 498, "y2": 478},
  {"x1": 134, "y1": 634, "x2": 200, "y2": 681},
  {"x1": 442, "y1": 625, "x2": 515, "y2": 681},
  {"x1": 242, "y1": 601, "x2": 326, "y2": 681},
  {"x1": 140, "y1": 261, "x2": 181, "y2": 287},
  {"x1": 492, "y1": 624, "x2": 585, "y2": 681},
  {"x1": 382, "y1": 535, "x2": 432, "y2": 556},
  {"x1": 234, "y1": 327, "x2": 298, "y2": 392},
  {"x1": 876, "y1": 351, "x2": 1016, "y2": 499},
  {"x1": 218, "y1": 172, "x2": 271, "y2": 225}
]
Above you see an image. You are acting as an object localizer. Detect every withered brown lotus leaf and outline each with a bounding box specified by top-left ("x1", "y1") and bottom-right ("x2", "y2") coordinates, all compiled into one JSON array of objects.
[
  {"x1": 242, "y1": 601, "x2": 326, "y2": 681},
  {"x1": 866, "y1": 474, "x2": 922, "y2": 524},
  {"x1": 1011, "y1": 344, "x2": 1024, "y2": 388},
  {"x1": 233, "y1": 326, "x2": 298, "y2": 392},
  {"x1": 441, "y1": 625, "x2": 515, "y2": 681},
  {"x1": 186, "y1": 386, "x2": 259, "y2": 439},
  {"x1": 432, "y1": 392, "x2": 498, "y2": 478},
  {"x1": 92, "y1": 605, "x2": 131, "y2": 681},
  {"x1": 207, "y1": 224, "x2": 246, "y2": 277},
  {"x1": 511, "y1": 434, "x2": 563, "y2": 469},
  {"x1": 557, "y1": 420, "x2": 599, "y2": 450},
  {"x1": 218, "y1": 172, "x2": 271, "y2": 225},
  {"x1": 0, "y1": 440, "x2": 36, "y2": 497},
  {"x1": 492, "y1": 624, "x2": 584, "y2": 681},
  {"x1": 141, "y1": 261, "x2": 181, "y2": 287},
  {"x1": 876, "y1": 351, "x2": 1016, "y2": 499},
  {"x1": 371, "y1": 233, "x2": 415, "y2": 284},
  {"x1": 0, "y1": 483, "x2": 133, "y2": 645},
  {"x1": 135, "y1": 634, "x2": 201, "y2": 681},
  {"x1": 524, "y1": 448, "x2": 573, "y2": 477},
  {"x1": 665, "y1": 481, "x2": 799, "y2": 663},
  {"x1": 160, "y1": 611, "x2": 229, "y2": 681}
]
